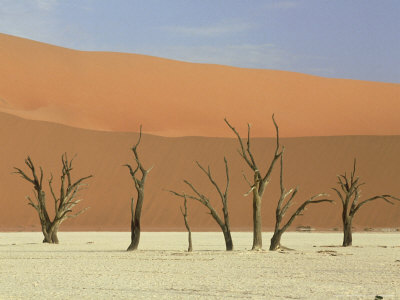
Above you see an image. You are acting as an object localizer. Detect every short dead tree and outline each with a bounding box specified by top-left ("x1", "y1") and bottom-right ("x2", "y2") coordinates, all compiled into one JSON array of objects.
[
  {"x1": 332, "y1": 159, "x2": 400, "y2": 247},
  {"x1": 270, "y1": 151, "x2": 333, "y2": 250},
  {"x1": 169, "y1": 158, "x2": 233, "y2": 251},
  {"x1": 124, "y1": 126, "x2": 152, "y2": 251},
  {"x1": 14, "y1": 154, "x2": 92, "y2": 244},
  {"x1": 180, "y1": 194, "x2": 193, "y2": 252},
  {"x1": 225, "y1": 115, "x2": 283, "y2": 250}
]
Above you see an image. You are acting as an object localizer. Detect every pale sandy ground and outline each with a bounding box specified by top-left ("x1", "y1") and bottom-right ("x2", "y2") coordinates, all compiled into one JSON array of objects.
[{"x1": 0, "y1": 232, "x2": 399, "y2": 299}]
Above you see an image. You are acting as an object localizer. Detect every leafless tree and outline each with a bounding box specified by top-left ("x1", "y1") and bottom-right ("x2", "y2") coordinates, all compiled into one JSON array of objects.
[
  {"x1": 169, "y1": 158, "x2": 233, "y2": 251},
  {"x1": 180, "y1": 194, "x2": 193, "y2": 252},
  {"x1": 332, "y1": 159, "x2": 399, "y2": 247},
  {"x1": 270, "y1": 151, "x2": 333, "y2": 250},
  {"x1": 14, "y1": 154, "x2": 92, "y2": 243},
  {"x1": 124, "y1": 126, "x2": 152, "y2": 251},
  {"x1": 225, "y1": 115, "x2": 283, "y2": 250}
]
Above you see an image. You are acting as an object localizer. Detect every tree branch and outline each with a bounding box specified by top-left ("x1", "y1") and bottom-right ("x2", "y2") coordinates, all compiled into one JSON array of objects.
[
  {"x1": 224, "y1": 118, "x2": 256, "y2": 170},
  {"x1": 281, "y1": 194, "x2": 333, "y2": 233},
  {"x1": 353, "y1": 194, "x2": 400, "y2": 214}
]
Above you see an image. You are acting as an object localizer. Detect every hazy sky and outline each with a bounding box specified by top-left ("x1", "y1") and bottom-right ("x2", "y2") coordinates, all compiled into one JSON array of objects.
[{"x1": 1, "y1": 0, "x2": 399, "y2": 83}]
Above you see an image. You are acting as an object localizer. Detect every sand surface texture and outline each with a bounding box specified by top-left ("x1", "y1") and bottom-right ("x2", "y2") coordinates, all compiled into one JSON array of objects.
[
  {"x1": 1, "y1": 33, "x2": 399, "y2": 137},
  {"x1": 1, "y1": 34, "x2": 400, "y2": 231},
  {"x1": 0, "y1": 232, "x2": 399, "y2": 299},
  {"x1": 1, "y1": 112, "x2": 400, "y2": 231}
]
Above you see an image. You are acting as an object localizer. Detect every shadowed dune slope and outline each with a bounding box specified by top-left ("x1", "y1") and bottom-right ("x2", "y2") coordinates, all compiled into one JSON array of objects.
[
  {"x1": 0, "y1": 33, "x2": 399, "y2": 137},
  {"x1": 1, "y1": 111, "x2": 400, "y2": 231}
]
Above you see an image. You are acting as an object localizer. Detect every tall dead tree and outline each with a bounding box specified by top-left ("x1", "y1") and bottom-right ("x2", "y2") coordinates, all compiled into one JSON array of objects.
[
  {"x1": 180, "y1": 194, "x2": 193, "y2": 252},
  {"x1": 14, "y1": 154, "x2": 92, "y2": 243},
  {"x1": 270, "y1": 151, "x2": 333, "y2": 250},
  {"x1": 125, "y1": 126, "x2": 152, "y2": 251},
  {"x1": 332, "y1": 159, "x2": 399, "y2": 247},
  {"x1": 225, "y1": 115, "x2": 283, "y2": 250},
  {"x1": 169, "y1": 158, "x2": 233, "y2": 251}
]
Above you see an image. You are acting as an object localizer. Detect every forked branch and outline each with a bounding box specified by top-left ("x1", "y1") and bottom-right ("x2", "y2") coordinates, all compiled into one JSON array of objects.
[
  {"x1": 226, "y1": 114, "x2": 283, "y2": 251},
  {"x1": 270, "y1": 152, "x2": 333, "y2": 251},
  {"x1": 126, "y1": 126, "x2": 152, "y2": 251},
  {"x1": 14, "y1": 154, "x2": 92, "y2": 244},
  {"x1": 332, "y1": 159, "x2": 399, "y2": 247},
  {"x1": 169, "y1": 158, "x2": 233, "y2": 250}
]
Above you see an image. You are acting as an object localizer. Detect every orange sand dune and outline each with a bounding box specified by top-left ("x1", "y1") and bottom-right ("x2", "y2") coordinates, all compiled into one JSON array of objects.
[
  {"x1": 0, "y1": 33, "x2": 399, "y2": 137},
  {"x1": 1, "y1": 111, "x2": 399, "y2": 232}
]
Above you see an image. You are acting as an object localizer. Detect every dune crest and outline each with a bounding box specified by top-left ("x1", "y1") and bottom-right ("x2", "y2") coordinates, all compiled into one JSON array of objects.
[
  {"x1": 0, "y1": 33, "x2": 399, "y2": 137},
  {"x1": 1, "y1": 34, "x2": 399, "y2": 231}
]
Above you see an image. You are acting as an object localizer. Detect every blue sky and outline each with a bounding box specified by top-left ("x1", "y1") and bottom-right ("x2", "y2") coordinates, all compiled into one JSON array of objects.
[{"x1": 1, "y1": 0, "x2": 399, "y2": 83}]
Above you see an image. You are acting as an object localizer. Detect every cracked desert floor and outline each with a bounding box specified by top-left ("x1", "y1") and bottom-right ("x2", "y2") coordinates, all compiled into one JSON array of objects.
[{"x1": 0, "y1": 232, "x2": 399, "y2": 299}]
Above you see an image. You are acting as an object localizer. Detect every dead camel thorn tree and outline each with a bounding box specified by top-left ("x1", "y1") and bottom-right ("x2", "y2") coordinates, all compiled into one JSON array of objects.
[
  {"x1": 270, "y1": 150, "x2": 333, "y2": 250},
  {"x1": 169, "y1": 157, "x2": 233, "y2": 251},
  {"x1": 180, "y1": 194, "x2": 193, "y2": 252},
  {"x1": 14, "y1": 154, "x2": 92, "y2": 244},
  {"x1": 124, "y1": 125, "x2": 153, "y2": 251},
  {"x1": 332, "y1": 159, "x2": 400, "y2": 247},
  {"x1": 225, "y1": 114, "x2": 283, "y2": 250}
]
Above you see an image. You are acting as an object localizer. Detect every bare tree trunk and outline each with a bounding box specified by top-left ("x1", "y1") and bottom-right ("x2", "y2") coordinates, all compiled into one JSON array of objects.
[
  {"x1": 51, "y1": 231, "x2": 59, "y2": 244},
  {"x1": 187, "y1": 232, "x2": 193, "y2": 252},
  {"x1": 42, "y1": 220, "x2": 53, "y2": 243},
  {"x1": 252, "y1": 193, "x2": 262, "y2": 250},
  {"x1": 342, "y1": 217, "x2": 353, "y2": 247},
  {"x1": 127, "y1": 218, "x2": 141, "y2": 251},
  {"x1": 125, "y1": 127, "x2": 152, "y2": 252},
  {"x1": 269, "y1": 230, "x2": 283, "y2": 251},
  {"x1": 225, "y1": 116, "x2": 283, "y2": 251},
  {"x1": 127, "y1": 192, "x2": 144, "y2": 251},
  {"x1": 51, "y1": 223, "x2": 60, "y2": 244},
  {"x1": 42, "y1": 222, "x2": 60, "y2": 244},
  {"x1": 183, "y1": 215, "x2": 193, "y2": 252},
  {"x1": 180, "y1": 195, "x2": 193, "y2": 252},
  {"x1": 42, "y1": 230, "x2": 52, "y2": 243},
  {"x1": 186, "y1": 227, "x2": 193, "y2": 252},
  {"x1": 222, "y1": 228, "x2": 233, "y2": 251}
]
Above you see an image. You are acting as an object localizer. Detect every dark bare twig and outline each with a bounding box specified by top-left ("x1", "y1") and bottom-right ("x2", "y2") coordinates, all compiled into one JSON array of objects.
[{"x1": 180, "y1": 194, "x2": 193, "y2": 252}]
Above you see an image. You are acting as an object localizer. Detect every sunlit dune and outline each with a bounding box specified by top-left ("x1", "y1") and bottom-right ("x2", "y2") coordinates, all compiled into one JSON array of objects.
[
  {"x1": 0, "y1": 33, "x2": 399, "y2": 137},
  {"x1": 0, "y1": 34, "x2": 399, "y2": 232}
]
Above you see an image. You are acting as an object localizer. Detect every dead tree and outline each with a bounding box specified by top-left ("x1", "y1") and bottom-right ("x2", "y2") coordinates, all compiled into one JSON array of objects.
[
  {"x1": 124, "y1": 126, "x2": 152, "y2": 251},
  {"x1": 180, "y1": 194, "x2": 193, "y2": 252},
  {"x1": 225, "y1": 115, "x2": 283, "y2": 250},
  {"x1": 270, "y1": 151, "x2": 333, "y2": 250},
  {"x1": 169, "y1": 158, "x2": 233, "y2": 251},
  {"x1": 14, "y1": 154, "x2": 92, "y2": 243},
  {"x1": 332, "y1": 159, "x2": 399, "y2": 247}
]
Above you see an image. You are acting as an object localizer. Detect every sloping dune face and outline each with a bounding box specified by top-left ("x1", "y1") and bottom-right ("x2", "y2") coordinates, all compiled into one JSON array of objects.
[
  {"x1": 0, "y1": 33, "x2": 399, "y2": 137},
  {"x1": 0, "y1": 34, "x2": 399, "y2": 232},
  {"x1": 1, "y1": 112, "x2": 400, "y2": 231}
]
